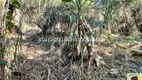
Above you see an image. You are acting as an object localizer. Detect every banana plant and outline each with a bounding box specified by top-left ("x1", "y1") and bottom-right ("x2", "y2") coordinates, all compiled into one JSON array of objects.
[{"x1": 61, "y1": 0, "x2": 102, "y2": 67}]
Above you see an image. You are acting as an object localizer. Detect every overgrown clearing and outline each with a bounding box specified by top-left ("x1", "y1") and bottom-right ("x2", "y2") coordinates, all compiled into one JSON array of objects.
[{"x1": 1, "y1": 0, "x2": 142, "y2": 80}]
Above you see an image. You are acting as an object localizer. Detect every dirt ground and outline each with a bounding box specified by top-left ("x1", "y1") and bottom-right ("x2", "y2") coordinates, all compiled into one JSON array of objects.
[{"x1": 7, "y1": 32, "x2": 141, "y2": 80}]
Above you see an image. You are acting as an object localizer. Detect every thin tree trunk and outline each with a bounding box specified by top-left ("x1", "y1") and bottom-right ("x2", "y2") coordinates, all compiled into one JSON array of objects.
[
  {"x1": 0, "y1": 0, "x2": 6, "y2": 80},
  {"x1": 0, "y1": 21, "x2": 5, "y2": 80},
  {"x1": 0, "y1": 49, "x2": 4, "y2": 80}
]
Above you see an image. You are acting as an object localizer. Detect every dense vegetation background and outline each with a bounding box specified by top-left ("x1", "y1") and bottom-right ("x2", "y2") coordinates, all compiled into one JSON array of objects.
[{"x1": 0, "y1": 0, "x2": 142, "y2": 80}]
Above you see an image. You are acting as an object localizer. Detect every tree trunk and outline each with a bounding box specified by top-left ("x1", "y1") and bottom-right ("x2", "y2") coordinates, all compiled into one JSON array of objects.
[
  {"x1": 0, "y1": 47, "x2": 4, "y2": 80},
  {"x1": 0, "y1": 0, "x2": 6, "y2": 80}
]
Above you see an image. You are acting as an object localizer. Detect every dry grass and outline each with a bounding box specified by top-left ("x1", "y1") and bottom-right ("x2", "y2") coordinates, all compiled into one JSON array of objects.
[
  {"x1": 6, "y1": 0, "x2": 142, "y2": 80},
  {"x1": 6, "y1": 31, "x2": 141, "y2": 80}
]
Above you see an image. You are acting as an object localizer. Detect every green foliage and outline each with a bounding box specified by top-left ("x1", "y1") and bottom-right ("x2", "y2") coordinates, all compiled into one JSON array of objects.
[
  {"x1": 6, "y1": 21, "x2": 15, "y2": 32},
  {"x1": 6, "y1": 0, "x2": 20, "y2": 33},
  {"x1": 103, "y1": 0, "x2": 113, "y2": 29},
  {"x1": 6, "y1": 11, "x2": 13, "y2": 21},
  {"x1": 12, "y1": 0, "x2": 20, "y2": 9},
  {"x1": 39, "y1": 0, "x2": 46, "y2": 3},
  {"x1": 62, "y1": 0, "x2": 72, "y2": 2},
  {"x1": 135, "y1": 59, "x2": 142, "y2": 73}
]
